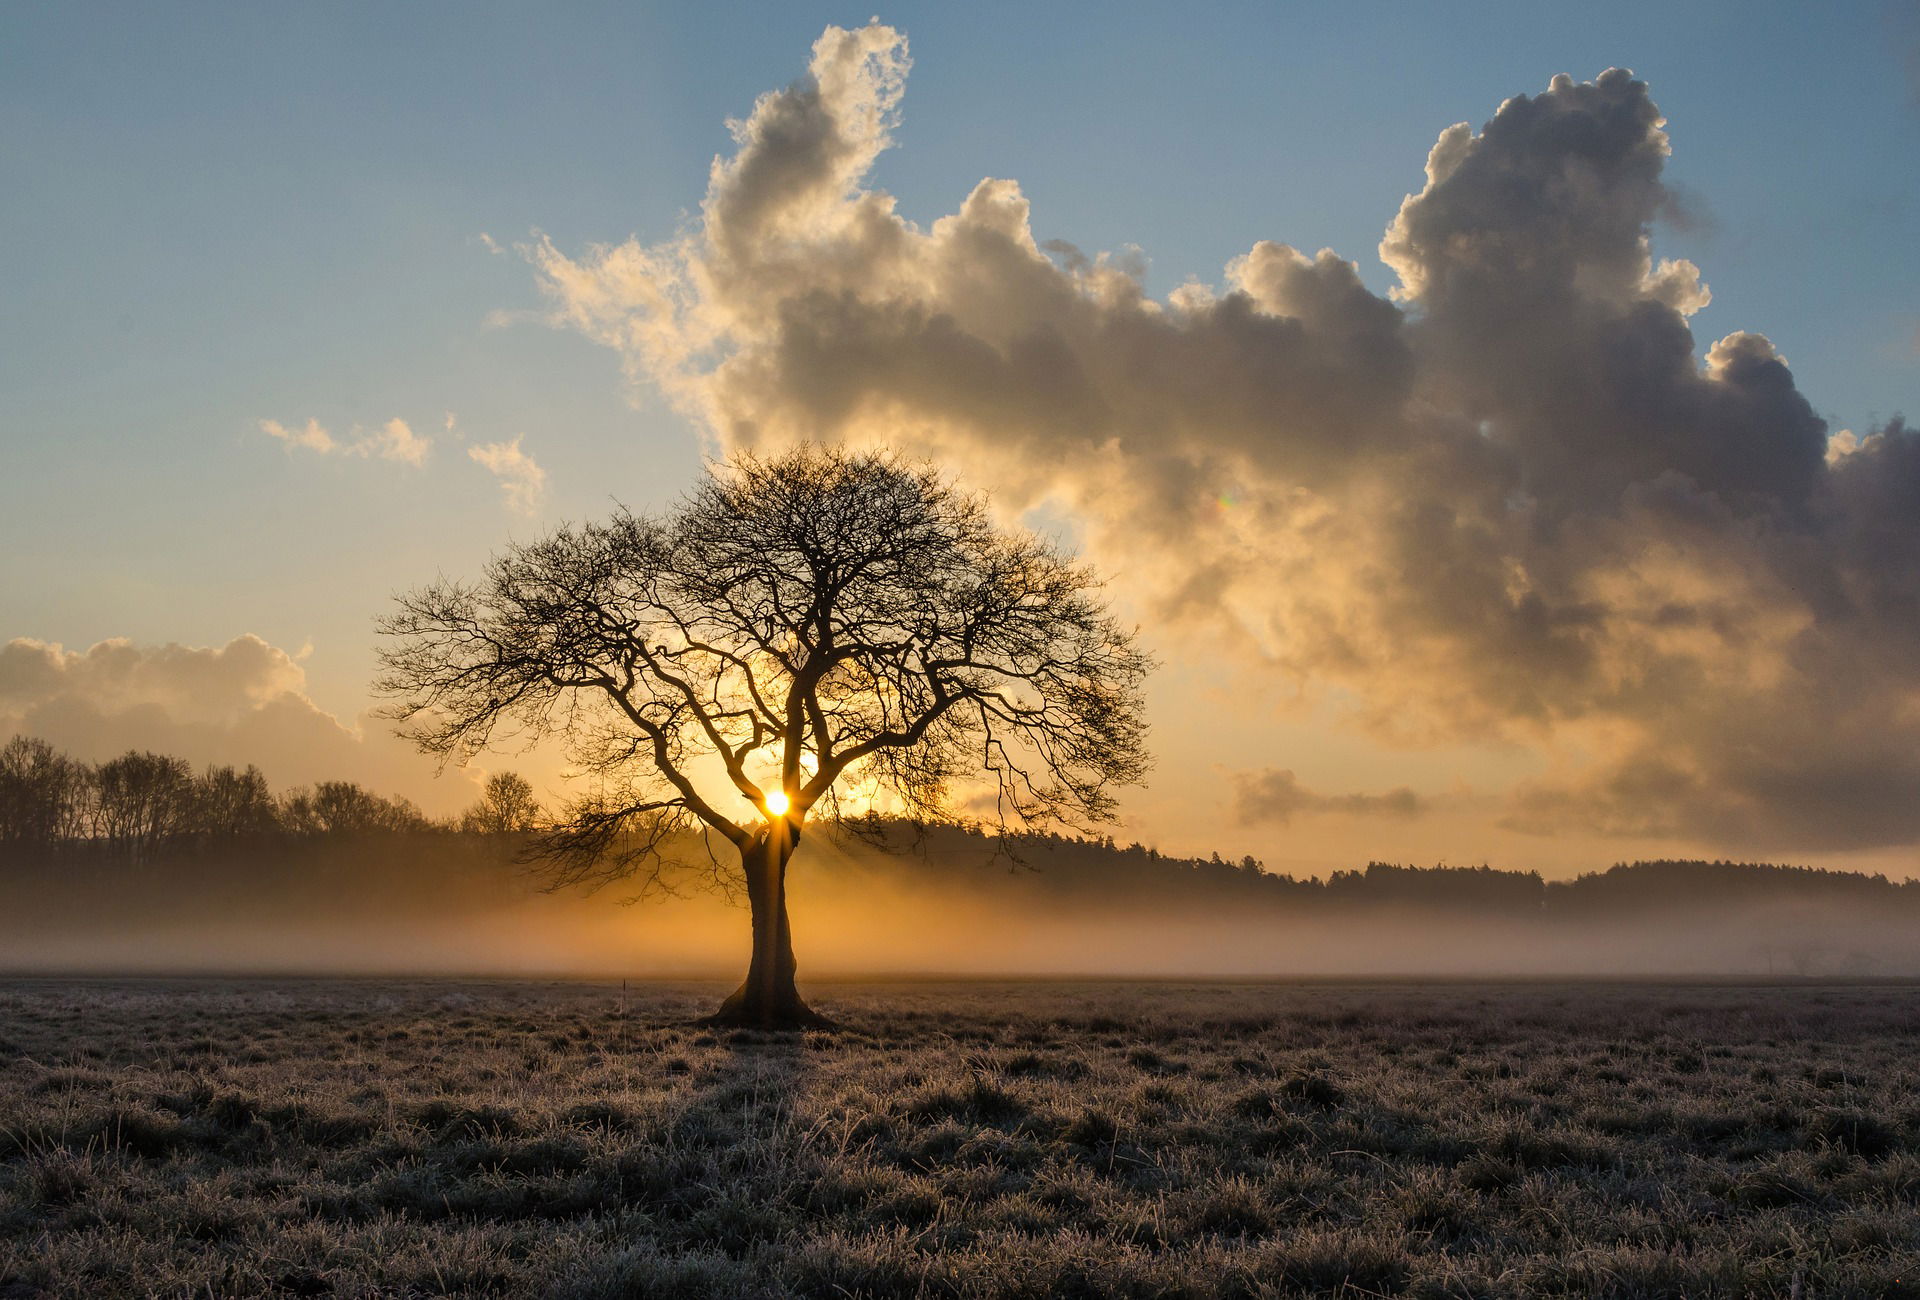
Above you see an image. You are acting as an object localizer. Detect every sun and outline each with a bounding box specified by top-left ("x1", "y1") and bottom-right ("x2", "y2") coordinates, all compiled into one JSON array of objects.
[{"x1": 763, "y1": 789, "x2": 791, "y2": 817}]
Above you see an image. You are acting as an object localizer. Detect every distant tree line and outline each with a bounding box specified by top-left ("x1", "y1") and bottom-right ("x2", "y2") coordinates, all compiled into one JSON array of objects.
[
  {"x1": 849, "y1": 820, "x2": 1920, "y2": 917},
  {"x1": 0, "y1": 737, "x2": 541, "y2": 859},
  {"x1": 5, "y1": 736, "x2": 1914, "y2": 923}
]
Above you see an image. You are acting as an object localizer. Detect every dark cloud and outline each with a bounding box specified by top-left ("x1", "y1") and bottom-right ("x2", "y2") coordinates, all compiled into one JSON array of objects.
[
  {"x1": 1232, "y1": 768, "x2": 1425, "y2": 827},
  {"x1": 531, "y1": 26, "x2": 1920, "y2": 851}
]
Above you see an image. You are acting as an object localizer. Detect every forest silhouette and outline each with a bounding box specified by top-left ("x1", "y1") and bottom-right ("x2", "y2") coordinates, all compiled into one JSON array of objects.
[{"x1": 5, "y1": 733, "x2": 1917, "y2": 981}]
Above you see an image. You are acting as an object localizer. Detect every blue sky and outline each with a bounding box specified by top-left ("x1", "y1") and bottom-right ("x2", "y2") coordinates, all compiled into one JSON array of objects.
[{"x1": 3, "y1": 2, "x2": 1917, "y2": 866}]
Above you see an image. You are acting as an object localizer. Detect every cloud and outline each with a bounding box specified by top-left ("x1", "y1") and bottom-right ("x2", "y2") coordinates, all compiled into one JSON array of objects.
[
  {"x1": 0, "y1": 636, "x2": 474, "y2": 812},
  {"x1": 528, "y1": 26, "x2": 1920, "y2": 851},
  {"x1": 1231, "y1": 768, "x2": 1425, "y2": 827},
  {"x1": 353, "y1": 417, "x2": 430, "y2": 466},
  {"x1": 469, "y1": 436, "x2": 547, "y2": 515},
  {"x1": 259, "y1": 418, "x2": 336, "y2": 454},
  {"x1": 258, "y1": 410, "x2": 540, "y2": 512},
  {"x1": 258, "y1": 416, "x2": 430, "y2": 465},
  {"x1": 0, "y1": 635, "x2": 306, "y2": 724}
]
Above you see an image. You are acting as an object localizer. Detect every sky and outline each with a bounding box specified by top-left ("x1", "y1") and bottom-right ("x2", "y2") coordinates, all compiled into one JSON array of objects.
[{"x1": 3, "y1": 2, "x2": 1918, "y2": 878}]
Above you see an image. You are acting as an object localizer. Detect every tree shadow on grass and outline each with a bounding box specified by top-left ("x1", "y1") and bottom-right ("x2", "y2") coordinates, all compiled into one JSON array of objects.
[
  {"x1": 633, "y1": 1023, "x2": 830, "y2": 1233},
  {"x1": 347, "y1": 999, "x2": 845, "y2": 1295}
]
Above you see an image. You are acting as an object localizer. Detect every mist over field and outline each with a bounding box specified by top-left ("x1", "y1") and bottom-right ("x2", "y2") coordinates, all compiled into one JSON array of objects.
[{"x1": 5, "y1": 829, "x2": 1916, "y2": 981}]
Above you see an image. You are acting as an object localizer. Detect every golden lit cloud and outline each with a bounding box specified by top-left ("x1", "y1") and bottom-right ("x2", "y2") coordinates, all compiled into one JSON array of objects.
[
  {"x1": 524, "y1": 27, "x2": 1920, "y2": 852},
  {"x1": 257, "y1": 415, "x2": 430, "y2": 465},
  {"x1": 258, "y1": 417, "x2": 336, "y2": 454},
  {"x1": 468, "y1": 435, "x2": 547, "y2": 515},
  {"x1": 353, "y1": 417, "x2": 431, "y2": 467}
]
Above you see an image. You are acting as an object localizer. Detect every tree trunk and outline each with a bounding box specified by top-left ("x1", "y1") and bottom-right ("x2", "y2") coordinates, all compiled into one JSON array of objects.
[{"x1": 705, "y1": 826, "x2": 831, "y2": 1029}]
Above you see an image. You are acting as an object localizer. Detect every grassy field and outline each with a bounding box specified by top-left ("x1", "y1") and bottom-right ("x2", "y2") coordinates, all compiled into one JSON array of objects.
[{"x1": 2, "y1": 979, "x2": 1918, "y2": 1298}]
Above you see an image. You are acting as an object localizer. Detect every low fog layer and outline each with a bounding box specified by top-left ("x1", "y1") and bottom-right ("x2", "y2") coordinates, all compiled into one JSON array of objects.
[{"x1": 3, "y1": 829, "x2": 1914, "y2": 979}]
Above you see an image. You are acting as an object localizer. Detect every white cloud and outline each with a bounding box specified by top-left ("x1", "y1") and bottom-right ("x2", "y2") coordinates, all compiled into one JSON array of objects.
[{"x1": 469, "y1": 436, "x2": 547, "y2": 515}]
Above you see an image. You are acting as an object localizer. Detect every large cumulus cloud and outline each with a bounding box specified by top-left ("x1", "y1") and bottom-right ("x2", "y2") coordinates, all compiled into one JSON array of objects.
[{"x1": 530, "y1": 25, "x2": 1919, "y2": 851}]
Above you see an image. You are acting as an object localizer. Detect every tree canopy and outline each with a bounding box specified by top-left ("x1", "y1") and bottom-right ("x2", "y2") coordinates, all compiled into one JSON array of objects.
[
  {"x1": 377, "y1": 446, "x2": 1152, "y2": 1024},
  {"x1": 379, "y1": 446, "x2": 1150, "y2": 873}
]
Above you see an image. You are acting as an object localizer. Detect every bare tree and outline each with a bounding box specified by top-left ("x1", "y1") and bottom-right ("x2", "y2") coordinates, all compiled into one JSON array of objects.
[
  {"x1": 92, "y1": 751, "x2": 193, "y2": 859},
  {"x1": 0, "y1": 737, "x2": 90, "y2": 848},
  {"x1": 308, "y1": 781, "x2": 430, "y2": 835},
  {"x1": 461, "y1": 772, "x2": 542, "y2": 834},
  {"x1": 189, "y1": 764, "x2": 280, "y2": 839},
  {"x1": 378, "y1": 446, "x2": 1152, "y2": 1027}
]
